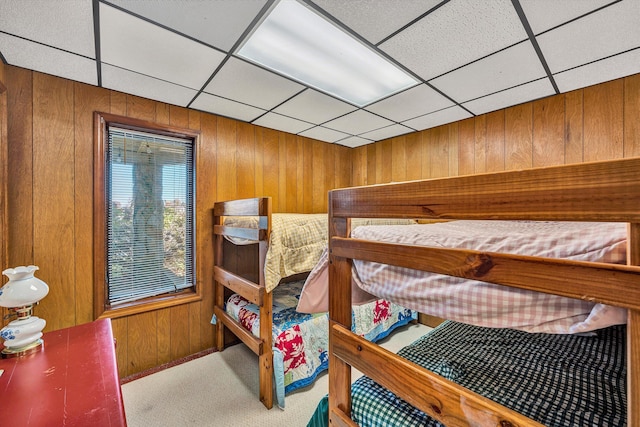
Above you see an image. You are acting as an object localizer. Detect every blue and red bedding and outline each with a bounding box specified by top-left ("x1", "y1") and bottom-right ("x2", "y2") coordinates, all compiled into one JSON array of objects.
[{"x1": 225, "y1": 280, "x2": 416, "y2": 407}]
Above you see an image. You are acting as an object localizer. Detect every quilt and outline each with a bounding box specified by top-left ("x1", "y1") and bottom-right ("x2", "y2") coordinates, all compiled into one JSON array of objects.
[{"x1": 225, "y1": 280, "x2": 416, "y2": 405}]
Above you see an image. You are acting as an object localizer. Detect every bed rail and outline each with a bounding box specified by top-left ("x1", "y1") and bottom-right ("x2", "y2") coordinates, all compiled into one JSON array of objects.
[
  {"x1": 328, "y1": 157, "x2": 640, "y2": 426},
  {"x1": 213, "y1": 196, "x2": 273, "y2": 408}
]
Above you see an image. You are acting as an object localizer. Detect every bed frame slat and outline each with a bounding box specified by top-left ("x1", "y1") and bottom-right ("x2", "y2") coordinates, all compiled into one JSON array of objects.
[
  {"x1": 213, "y1": 197, "x2": 269, "y2": 217},
  {"x1": 213, "y1": 265, "x2": 264, "y2": 306},
  {"x1": 213, "y1": 225, "x2": 266, "y2": 241},
  {"x1": 331, "y1": 237, "x2": 640, "y2": 311},
  {"x1": 331, "y1": 157, "x2": 640, "y2": 222},
  {"x1": 213, "y1": 306, "x2": 262, "y2": 354}
]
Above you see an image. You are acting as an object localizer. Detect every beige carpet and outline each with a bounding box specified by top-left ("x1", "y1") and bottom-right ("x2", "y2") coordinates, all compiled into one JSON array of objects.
[{"x1": 122, "y1": 322, "x2": 431, "y2": 427}]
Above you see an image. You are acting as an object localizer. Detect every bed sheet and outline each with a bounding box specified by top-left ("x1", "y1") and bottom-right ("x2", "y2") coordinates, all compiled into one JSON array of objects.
[
  {"x1": 301, "y1": 220, "x2": 628, "y2": 334},
  {"x1": 225, "y1": 280, "x2": 416, "y2": 398}
]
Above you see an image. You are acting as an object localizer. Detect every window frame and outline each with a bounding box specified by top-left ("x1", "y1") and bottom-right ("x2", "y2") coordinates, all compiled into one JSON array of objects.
[{"x1": 94, "y1": 112, "x2": 201, "y2": 319}]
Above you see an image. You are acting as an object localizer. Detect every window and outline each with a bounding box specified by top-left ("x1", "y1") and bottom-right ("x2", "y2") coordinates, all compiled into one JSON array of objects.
[{"x1": 94, "y1": 113, "x2": 200, "y2": 318}]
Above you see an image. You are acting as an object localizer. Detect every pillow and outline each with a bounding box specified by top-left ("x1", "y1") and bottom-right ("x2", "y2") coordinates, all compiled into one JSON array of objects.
[{"x1": 296, "y1": 249, "x2": 377, "y2": 313}]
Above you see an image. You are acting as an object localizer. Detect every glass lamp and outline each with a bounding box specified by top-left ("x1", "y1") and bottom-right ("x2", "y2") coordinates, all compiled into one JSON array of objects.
[{"x1": 0, "y1": 266, "x2": 49, "y2": 358}]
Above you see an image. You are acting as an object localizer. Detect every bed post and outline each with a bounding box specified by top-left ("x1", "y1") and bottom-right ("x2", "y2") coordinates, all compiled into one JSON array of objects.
[
  {"x1": 213, "y1": 210, "x2": 225, "y2": 352},
  {"x1": 258, "y1": 198, "x2": 273, "y2": 409},
  {"x1": 628, "y1": 223, "x2": 640, "y2": 427},
  {"x1": 328, "y1": 191, "x2": 353, "y2": 423}
]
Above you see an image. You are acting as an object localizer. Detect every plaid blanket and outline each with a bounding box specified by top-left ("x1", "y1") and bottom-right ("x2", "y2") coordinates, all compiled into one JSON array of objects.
[
  {"x1": 224, "y1": 214, "x2": 416, "y2": 292},
  {"x1": 351, "y1": 220, "x2": 628, "y2": 333},
  {"x1": 351, "y1": 321, "x2": 627, "y2": 427}
]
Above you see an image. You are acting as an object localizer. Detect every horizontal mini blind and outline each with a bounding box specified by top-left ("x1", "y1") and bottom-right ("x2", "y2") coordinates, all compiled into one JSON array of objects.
[{"x1": 106, "y1": 127, "x2": 195, "y2": 305}]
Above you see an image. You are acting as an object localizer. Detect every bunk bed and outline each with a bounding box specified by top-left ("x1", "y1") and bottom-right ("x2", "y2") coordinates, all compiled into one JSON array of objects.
[
  {"x1": 322, "y1": 157, "x2": 640, "y2": 427},
  {"x1": 212, "y1": 197, "x2": 417, "y2": 409}
]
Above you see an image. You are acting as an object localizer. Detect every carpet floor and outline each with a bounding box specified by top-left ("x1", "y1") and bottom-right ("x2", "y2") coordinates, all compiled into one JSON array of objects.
[{"x1": 122, "y1": 322, "x2": 431, "y2": 426}]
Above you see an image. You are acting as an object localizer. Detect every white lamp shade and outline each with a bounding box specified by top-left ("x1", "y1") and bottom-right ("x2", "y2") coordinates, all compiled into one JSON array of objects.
[{"x1": 0, "y1": 266, "x2": 49, "y2": 307}]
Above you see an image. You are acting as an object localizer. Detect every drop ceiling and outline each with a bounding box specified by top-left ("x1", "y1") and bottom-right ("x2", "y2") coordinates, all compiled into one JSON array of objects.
[{"x1": 1, "y1": 0, "x2": 638, "y2": 148}]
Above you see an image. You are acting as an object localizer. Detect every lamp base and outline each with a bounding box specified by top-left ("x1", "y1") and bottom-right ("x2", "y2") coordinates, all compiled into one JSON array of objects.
[{"x1": 1, "y1": 339, "x2": 44, "y2": 359}]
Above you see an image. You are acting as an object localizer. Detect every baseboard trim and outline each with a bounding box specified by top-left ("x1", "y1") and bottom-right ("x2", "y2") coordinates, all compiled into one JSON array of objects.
[{"x1": 121, "y1": 347, "x2": 218, "y2": 384}]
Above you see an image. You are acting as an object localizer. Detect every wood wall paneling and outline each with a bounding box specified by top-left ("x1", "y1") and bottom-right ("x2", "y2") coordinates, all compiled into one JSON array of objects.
[
  {"x1": 74, "y1": 84, "x2": 110, "y2": 325},
  {"x1": 0, "y1": 63, "x2": 6, "y2": 324},
  {"x1": 354, "y1": 73, "x2": 640, "y2": 187},
  {"x1": 391, "y1": 136, "x2": 407, "y2": 182},
  {"x1": 302, "y1": 137, "x2": 313, "y2": 213},
  {"x1": 624, "y1": 73, "x2": 640, "y2": 157},
  {"x1": 6, "y1": 67, "x2": 34, "y2": 268},
  {"x1": 405, "y1": 133, "x2": 422, "y2": 181},
  {"x1": 457, "y1": 118, "x2": 475, "y2": 176},
  {"x1": 583, "y1": 79, "x2": 624, "y2": 161},
  {"x1": 533, "y1": 95, "x2": 565, "y2": 167},
  {"x1": 197, "y1": 113, "x2": 216, "y2": 351},
  {"x1": 32, "y1": 73, "x2": 76, "y2": 331},
  {"x1": 485, "y1": 110, "x2": 505, "y2": 172},
  {"x1": 4, "y1": 63, "x2": 639, "y2": 378},
  {"x1": 504, "y1": 103, "x2": 533, "y2": 170},
  {"x1": 564, "y1": 90, "x2": 584, "y2": 164}
]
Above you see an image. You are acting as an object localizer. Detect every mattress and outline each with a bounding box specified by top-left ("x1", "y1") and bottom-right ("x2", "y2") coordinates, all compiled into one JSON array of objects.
[
  {"x1": 224, "y1": 213, "x2": 328, "y2": 292},
  {"x1": 223, "y1": 214, "x2": 417, "y2": 293},
  {"x1": 225, "y1": 280, "x2": 416, "y2": 398},
  {"x1": 303, "y1": 220, "x2": 628, "y2": 333},
  {"x1": 350, "y1": 321, "x2": 627, "y2": 426}
]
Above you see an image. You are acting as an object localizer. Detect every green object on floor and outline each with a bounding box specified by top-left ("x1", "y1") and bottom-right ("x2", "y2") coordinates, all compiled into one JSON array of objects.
[{"x1": 306, "y1": 394, "x2": 329, "y2": 427}]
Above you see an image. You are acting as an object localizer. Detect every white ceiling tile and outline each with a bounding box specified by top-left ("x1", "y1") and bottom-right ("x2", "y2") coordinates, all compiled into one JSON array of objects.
[
  {"x1": 462, "y1": 78, "x2": 555, "y2": 115},
  {"x1": 101, "y1": 64, "x2": 198, "y2": 107},
  {"x1": 107, "y1": 0, "x2": 267, "y2": 52},
  {"x1": 190, "y1": 93, "x2": 266, "y2": 122},
  {"x1": 430, "y1": 41, "x2": 546, "y2": 103},
  {"x1": 380, "y1": 0, "x2": 527, "y2": 80},
  {"x1": 273, "y1": 89, "x2": 357, "y2": 124},
  {"x1": 299, "y1": 126, "x2": 350, "y2": 143},
  {"x1": 365, "y1": 84, "x2": 453, "y2": 122},
  {"x1": 0, "y1": 0, "x2": 95, "y2": 57},
  {"x1": 554, "y1": 48, "x2": 640, "y2": 93},
  {"x1": 0, "y1": 33, "x2": 97, "y2": 85},
  {"x1": 203, "y1": 57, "x2": 305, "y2": 110},
  {"x1": 324, "y1": 110, "x2": 394, "y2": 135},
  {"x1": 100, "y1": 3, "x2": 226, "y2": 90},
  {"x1": 536, "y1": 0, "x2": 640, "y2": 74},
  {"x1": 359, "y1": 124, "x2": 414, "y2": 141},
  {"x1": 252, "y1": 112, "x2": 314, "y2": 135},
  {"x1": 312, "y1": 0, "x2": 442, "y2": 45},
  {"x1": 520, "y1": 0, "x2": 614, "y2": 35},
  {"x1": 335, "y1": 136, "x2": 374, "y2": 148},
  {"x1": 402, "y1": 106, "x2": 472, "y2": 131}
]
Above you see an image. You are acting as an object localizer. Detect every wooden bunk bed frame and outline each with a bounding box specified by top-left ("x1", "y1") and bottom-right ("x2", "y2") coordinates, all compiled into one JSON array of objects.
[
  {"x1": 213, "y1": 197, "x2": 275, "y2": 409},
  {"x1": 327, "y1": 157, "x2": 640, "y2": 427}
]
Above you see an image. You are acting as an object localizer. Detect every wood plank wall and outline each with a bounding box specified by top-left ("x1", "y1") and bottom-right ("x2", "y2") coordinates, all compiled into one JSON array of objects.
[
  {"x1": 352, "y1": 73, "x2": 640, "y2": 185},
  {"x1": 2, "y1": 65, "x2": 350, "y2": 378},
  {"x1": 2, "y1": 62, "x2": 639, "y2": 378},
  {"x1": 0, "y1": 61, "x2": 7, "y2": 323}
]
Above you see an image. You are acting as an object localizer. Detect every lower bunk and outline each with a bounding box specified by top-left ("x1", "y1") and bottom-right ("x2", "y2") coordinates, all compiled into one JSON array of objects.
[
  {"x1": 225, "y1": 279, "x2": 417, "y2": 408},
  {"x1": 309, "y1": 320, "x2": 626, "y2": 426}
]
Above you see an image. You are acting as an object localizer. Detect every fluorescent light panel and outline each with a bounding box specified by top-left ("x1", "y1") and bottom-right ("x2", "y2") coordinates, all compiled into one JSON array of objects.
[{"x1": 237, "y1": 0, "x2": 419, "y2": 107}]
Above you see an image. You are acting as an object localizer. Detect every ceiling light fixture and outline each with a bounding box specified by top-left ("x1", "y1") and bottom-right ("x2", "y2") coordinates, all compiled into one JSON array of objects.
[{"x1": 236, "y1": 0, "x2": 419, "y2": 107}]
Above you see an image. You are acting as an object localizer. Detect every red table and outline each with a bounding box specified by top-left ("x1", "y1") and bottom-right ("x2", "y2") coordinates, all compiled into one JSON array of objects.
[{"x1": 0, "y1": 318, "x2": 127, "y2": 426}]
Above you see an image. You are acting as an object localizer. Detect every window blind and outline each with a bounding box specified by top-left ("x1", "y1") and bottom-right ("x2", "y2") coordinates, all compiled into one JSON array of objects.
[{"x1": 106, "y1": 127, "x2": 195, "y2": 305}]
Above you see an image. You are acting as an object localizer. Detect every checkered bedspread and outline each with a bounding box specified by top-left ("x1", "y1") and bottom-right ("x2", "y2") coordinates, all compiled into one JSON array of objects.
[{"x1": 351, "y1": 321, "x2": 627, "y2": 427}]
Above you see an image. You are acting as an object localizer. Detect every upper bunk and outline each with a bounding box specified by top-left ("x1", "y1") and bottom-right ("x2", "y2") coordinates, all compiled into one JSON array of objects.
[{"x1": 326, "y1": 156, "x2": 640, "y2": 427}]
